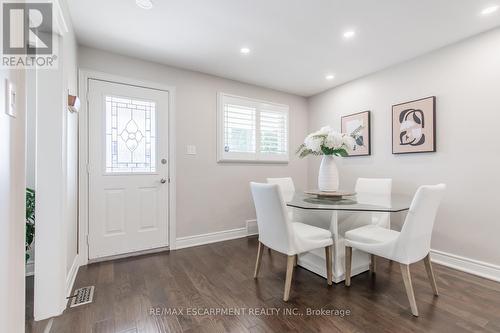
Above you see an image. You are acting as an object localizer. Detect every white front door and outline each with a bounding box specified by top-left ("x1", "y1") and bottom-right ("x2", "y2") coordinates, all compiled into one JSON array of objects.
[{"x1": 88, "y1": 79, "x2": 169, "y2": 260}]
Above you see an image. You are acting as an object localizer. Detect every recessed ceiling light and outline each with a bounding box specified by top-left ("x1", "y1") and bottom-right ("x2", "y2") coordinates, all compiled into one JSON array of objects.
[
  {"x1": 325, "y1": 74, "x2": 335, "y2": 80},
  {"x1": 481, "y1": 5, "x2": 499, "y2": 15},
  {"x1": 240, "y1": 47, "x2": 251, "y2": 54},
  {"x1": 343, "y1": 30, "x2": 356, "y2": 39},
  {"x1": 136, "y1": 0, "x2": 153, "y2": 10}
]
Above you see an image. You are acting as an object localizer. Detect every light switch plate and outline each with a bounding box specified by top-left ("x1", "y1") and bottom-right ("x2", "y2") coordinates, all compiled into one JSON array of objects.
[
  {"x1": 186, "y1": 145, "x2": 197, "y2": 155},
  {"x1": 5, "y1": 78, "x2": 16, "y2": 118}
]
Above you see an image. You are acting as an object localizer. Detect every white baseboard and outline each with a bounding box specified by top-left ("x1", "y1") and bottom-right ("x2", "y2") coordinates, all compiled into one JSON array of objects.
[
  {"x1": 246, "y1": 219, "x2": 258, "y2": 236},
  {"x1": 430, "y1": 249, "x2": 500, "y2": 283},
  {"x1": 176, "y1": 227, "x2": 248, "y2": 250},
  {"x1": 65, "y1": 255, "x2": 80, "y2": 298},
  {"x1": 26, "y1": 259, "x2": 35, "y2": 277},
  {"x1": 175, "y1": 225, "x2": 500, "y2": 283}
]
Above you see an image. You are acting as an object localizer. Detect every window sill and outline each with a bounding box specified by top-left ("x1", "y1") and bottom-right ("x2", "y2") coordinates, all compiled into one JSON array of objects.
[{"x1": 217, "y1": 158, "x2": 289, "y2": 164}]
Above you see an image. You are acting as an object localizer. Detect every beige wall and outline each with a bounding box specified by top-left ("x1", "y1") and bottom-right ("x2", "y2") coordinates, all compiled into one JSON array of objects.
[
  {"x1": 78, "y1": 46, "x2": 309, "y2": 239},
  {"x1": 308, "y1": 28, "x2": 500, "y2": 266}
]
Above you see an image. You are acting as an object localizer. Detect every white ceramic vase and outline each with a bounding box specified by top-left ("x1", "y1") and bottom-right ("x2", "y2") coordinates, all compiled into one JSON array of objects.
[{"x1": 318, "y1": 155, "x2": 339, "y2": 192}]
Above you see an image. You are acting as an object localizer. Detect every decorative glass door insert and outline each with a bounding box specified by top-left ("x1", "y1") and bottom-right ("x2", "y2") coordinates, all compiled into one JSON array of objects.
[{"x1": 105, "y1": 96, "x2": 156, "y2": 173}]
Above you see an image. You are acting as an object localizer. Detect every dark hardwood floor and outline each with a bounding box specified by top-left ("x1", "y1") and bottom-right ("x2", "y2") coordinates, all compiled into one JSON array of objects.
[{"x1": 27, "y1": 237, "x2": 500, "y2": 333}]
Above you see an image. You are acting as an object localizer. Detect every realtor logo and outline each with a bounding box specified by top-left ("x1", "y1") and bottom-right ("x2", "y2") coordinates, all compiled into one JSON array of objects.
[{"x1": 2, "y1": 2, "x2": 57, "y2": 68}]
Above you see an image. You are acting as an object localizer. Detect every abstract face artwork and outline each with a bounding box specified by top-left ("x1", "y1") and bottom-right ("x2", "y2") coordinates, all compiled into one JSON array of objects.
[
  {"x1": 399, "y1": 109, "x2": 425, "y2": 146},
  {"x1": 392, "y1": 97, "x2": 436, "y2": 154},
  {"x1": 341, "y1": 111, "x2": 371, "y2": 156}
]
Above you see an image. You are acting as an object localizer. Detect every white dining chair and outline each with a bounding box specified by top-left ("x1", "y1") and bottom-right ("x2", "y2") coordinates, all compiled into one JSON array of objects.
[
  {"x1": 344, "y1": 184, "x2": 446, "y2": 316},
  {"x1": 353, "y1": 178, "x2": 392, "y2": 273},
  {"x1": 267, "y1": 177, "x2": 296, "y2": 221},
  {"x1": 355, "y1": 177, "x2": 392, "y2": 199},
  {"x1": 250, "y1": 182, "x2": 333, "y2": 301},
  {"x1": 267, "y1": 177, "x2": 295, "y2": 202},
  {"x1": 355, "y1": 178, "x2": 392, "y2": 227}
]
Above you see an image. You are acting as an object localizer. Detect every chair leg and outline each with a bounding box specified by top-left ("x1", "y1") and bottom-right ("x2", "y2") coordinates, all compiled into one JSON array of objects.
[
  {"x1": 370, "y1": 254, "x2": 377, "y2": 274},
  {"x1": 400, "y1": 263, "x2": 419, "y2": 316},
  {"x1": 345, "y1": 246, "x2": 352, "y2": 287},
  {"x1": 325, "y1": 245, "x2": 333, "y2": 285},
  {"x1": 283, "y1": 256, "x2": 295, "y2": 301},
  {"x1": 253, "y1": 242, "x2": 263, "y2": 278},
  {"x1": 294, "y1": 254, "x2": 298, "y2": 267},
  {"x1": 423, "y1": 254, "x2": 439, "y2": 296}
]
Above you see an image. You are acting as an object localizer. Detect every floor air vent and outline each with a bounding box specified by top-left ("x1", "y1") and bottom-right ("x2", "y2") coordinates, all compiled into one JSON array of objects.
[{"x1": 68, "y1": 286, "x2": 95, "y2": 308}]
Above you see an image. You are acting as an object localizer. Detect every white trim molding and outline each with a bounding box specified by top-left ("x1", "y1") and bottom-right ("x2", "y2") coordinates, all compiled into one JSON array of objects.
[
  {"x1": 246, "y1": 219, "x2": 258, "y2": 236},
  {"x1": 65, "y1": 255, "x2": 80, "y2": 298},
  {"x1": 430, "y1": 249, "x2": 500, "y2": 283},
  {"x1": 216, "y1": 92, "x2": 290, "y2": 163},
  {"x1": 171, "y1": 224, "x2": 500, "y2": 284},
  {"x1": 176, "y1": 227, "x2": 249, "y2": 250},
  {"x1": 205, "y1": 223, "x2": 500, "y2": 284},
  {"x1": 53, "y1": 0, "x2": 70, "y2": 35},
  {"x1": 78, "y1": 69, "x2": 177, "y2": 262}
]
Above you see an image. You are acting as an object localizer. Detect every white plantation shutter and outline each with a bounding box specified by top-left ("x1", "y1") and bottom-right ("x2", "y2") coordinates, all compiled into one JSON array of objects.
[
  {"x1": 218, "y1": 93, "x2": 289, "y2": 162},
  {"x1": 260, "y1": 108, "x2": 288, "y2": 156},
  {"x1": 224, "y1": 103, "x2": 256, "y2": 154}
]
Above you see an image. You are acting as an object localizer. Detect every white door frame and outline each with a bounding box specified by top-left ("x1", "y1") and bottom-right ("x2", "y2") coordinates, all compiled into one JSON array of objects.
[{"x1": 78, "y1": 69, "x2": 177, "y2": 266}]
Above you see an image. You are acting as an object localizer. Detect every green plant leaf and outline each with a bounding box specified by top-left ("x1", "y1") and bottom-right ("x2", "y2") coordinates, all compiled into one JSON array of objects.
[
  {"x1": 333, "y1": 149, "x2": 348, "y2": 157},
  {"x1": 321, "y1": 146, "x2": 333, "y2": 155},
  {"x1": 25, "y1": 188, "x2": 36, "y2": 263}
]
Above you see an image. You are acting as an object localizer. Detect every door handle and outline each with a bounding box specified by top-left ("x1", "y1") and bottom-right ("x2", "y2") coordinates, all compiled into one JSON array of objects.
[{"x1": 160, "y1": 178, "x2": 167, "y2": 184}]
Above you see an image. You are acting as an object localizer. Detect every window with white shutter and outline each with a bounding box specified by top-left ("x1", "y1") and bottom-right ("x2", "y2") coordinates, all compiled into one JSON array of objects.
[{"x1": 218, "y1": 93, "x2": 289, "y2": 162}]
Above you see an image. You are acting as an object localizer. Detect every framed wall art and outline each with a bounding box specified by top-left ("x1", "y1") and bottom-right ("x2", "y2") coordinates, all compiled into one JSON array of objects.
[
  {"x1": 392, "y1": 96, "x2": 436, "y2": 154},
  {"x1": 341, "y1": 110, "x2": 371, "y2": 156}
]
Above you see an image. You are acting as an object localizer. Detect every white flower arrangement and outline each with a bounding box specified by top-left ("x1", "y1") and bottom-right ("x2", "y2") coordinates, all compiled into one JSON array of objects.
[{"x1": 296, "y1": 126, "x2": 358, "y2": 158}]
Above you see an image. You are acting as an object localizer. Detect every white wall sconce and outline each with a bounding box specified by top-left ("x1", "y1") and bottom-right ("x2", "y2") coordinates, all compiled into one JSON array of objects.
[{"x1": 68, "y1": 94, "x2": 80, "y2": 113}]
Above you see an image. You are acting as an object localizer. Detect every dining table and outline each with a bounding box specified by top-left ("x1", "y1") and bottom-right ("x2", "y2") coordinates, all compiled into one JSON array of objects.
[{"x1": 286, "y1": 191, "x2": 412, "y2": 283}]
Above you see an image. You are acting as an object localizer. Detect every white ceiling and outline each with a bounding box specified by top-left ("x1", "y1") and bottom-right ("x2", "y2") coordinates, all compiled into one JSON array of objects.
[{"x1": 67, "y1": 0, "x2": 500, "y2": 96}]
